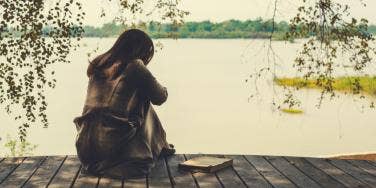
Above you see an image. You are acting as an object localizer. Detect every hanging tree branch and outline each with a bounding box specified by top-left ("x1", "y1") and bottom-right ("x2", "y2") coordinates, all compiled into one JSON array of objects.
[
  {"x1": 0, "y1": 0, "x2": 85, "y2": 141},
  {"x1": 285, "y1": 0, "x2": 376, "y2": 107},
  {"x1": 0, "y1": 0, "x2": 188, "y2": 142},
  {"x1": 248, "y1": 0, "x2": 376, "y2": 109}
]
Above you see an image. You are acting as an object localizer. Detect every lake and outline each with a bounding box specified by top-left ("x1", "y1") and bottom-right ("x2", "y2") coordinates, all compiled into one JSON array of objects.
[{"x1": 0, "y1": 38, "x2": 375, "y2": 157}]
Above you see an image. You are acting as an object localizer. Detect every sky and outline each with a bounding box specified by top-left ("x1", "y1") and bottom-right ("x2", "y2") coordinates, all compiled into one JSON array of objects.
[{"x1": 80, "y1": 0, "x2": 376, "y2": 26}]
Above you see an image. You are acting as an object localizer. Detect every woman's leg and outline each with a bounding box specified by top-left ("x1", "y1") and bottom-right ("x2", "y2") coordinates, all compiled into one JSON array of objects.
[{"x1": 143, "y1": 104, "x2": 175, "y2": 157}]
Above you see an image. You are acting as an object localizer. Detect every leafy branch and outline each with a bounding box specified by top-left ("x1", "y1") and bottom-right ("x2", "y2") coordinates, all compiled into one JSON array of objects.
[
  {"x1": 0, "y1": 0, "x2": 188, "y2": 143},
  {"x1": 0, "y1": 0, "x2": 84, "y2": 141},
  {"x1": 286, "y1": 0, "x2": 376, "y2": 107},
  {"x1": 247, "y1": 0, "x2": 376, "y2": 109}
]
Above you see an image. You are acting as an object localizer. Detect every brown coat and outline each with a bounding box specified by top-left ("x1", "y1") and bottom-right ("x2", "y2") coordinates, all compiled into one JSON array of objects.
[{"x1": 74, "y1": 59, "x2": 170, "y2": 178}]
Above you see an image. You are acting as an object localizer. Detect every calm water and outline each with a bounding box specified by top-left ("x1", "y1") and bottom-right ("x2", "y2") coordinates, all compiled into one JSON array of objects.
[{"x1": 1, "y1": 38, "x2": 375, "y2": 157}]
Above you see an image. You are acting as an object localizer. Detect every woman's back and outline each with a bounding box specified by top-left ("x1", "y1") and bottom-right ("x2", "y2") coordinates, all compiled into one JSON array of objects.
[
  {"x1": 83, "y1": 59, "x2": 167, "y2": 113},
  {"x1": 74, "y1": 59, "x2": 172, "y2": 179}
]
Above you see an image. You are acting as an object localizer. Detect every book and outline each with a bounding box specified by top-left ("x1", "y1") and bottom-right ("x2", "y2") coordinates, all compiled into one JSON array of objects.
[{"x1": 178, "y1": 156, "x2": 233, "y2": 173}]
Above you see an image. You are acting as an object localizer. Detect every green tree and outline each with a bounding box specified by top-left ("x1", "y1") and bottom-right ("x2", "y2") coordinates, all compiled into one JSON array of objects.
[
  {"x1": 185, "y1": 22, "x2": 199, "y2": 32},
  {"x1": 101, "y1": 22, "x2": 123, "y2": 37},
  {"x1": 197, "y1": 21, "x2": 212, "y2": 32},
  {"x1": 147, "y1": 21, "x2": 159, "y2": 33}
]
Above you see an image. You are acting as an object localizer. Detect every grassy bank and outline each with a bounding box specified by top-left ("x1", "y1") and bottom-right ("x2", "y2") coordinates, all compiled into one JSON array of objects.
[
  {"x1": 280, "y1": 108, "x2": 304, "y2": 114},
  {"x1": 275, "y1": 76, "x2": 376, "y2": 97}
]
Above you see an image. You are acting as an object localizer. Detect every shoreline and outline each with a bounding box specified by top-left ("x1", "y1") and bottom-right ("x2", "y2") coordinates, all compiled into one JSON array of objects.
[{"x1": 329, "y1": 153, "x2": 376, "y2": 161}]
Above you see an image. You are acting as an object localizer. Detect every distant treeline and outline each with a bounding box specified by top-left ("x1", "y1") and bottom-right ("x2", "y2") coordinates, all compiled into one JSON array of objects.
[
  {"x1": 83, "y1": 19, "x2": 289, "y2": 39},
  {"x1": 82, "y1": 19, "x2": 376, "y2": 39},
  {"x1": 3, "y1": 19, "x2": 376, "y2": 39}
]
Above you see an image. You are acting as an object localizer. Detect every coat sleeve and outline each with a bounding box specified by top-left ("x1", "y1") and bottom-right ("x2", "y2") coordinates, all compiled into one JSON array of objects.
[{"x1": 129, "y1": 59, "x2": 168, "y2": 105}]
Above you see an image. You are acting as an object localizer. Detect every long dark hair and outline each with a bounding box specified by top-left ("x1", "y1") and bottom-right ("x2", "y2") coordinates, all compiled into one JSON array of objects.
[{"x1": 87, "y1": 29, "x2": 154, "y2": 79}]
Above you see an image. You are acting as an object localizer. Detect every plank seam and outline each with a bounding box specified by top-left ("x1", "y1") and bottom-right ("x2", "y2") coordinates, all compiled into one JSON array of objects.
[
  {"x1": 183, "y1": 154, "x2": 200, "y2": 188},
  {"x1": 21, "y1": 156, "x2": 48, "y2": 187},
  {"x1": 46, "y1": 155, "x2": 68, "y2": 187},
  {"x1": 0, "y1": 157, "x2": 26, "y2": 185},
  {"x1": 262, "y1": 156, "x2": 299, "y2": 188},
  {"x1": 242, "y1": 155, "x2": 274, "y2": 188},
  {"x1": 218, "y1": 155, "x2": 248, "y2": 188},
  {"x1": 214, "y1": 173, "x2": 225, "y2": 188},
  {"x1": 349, "y1": 160, "x2": 376, "y2": 178},
  {"x1": 96, "y1": 177, "x2": 101, "y2": 188},
  {"x1": 164, "y1": 156, "x2": 175, "y2": 188},
  {"x1": 329, "y1": 159, "x2": 374, "y2": 187},
  {"x1": 282, "y1": 157, "x2": 324, "y2": 188},
  {"x1": 146, "y1": 174, "x2": 149, "y2": 188},
  {"x1": 95, "y1": 176, "x2": 100, "y2": 188},
  {"x1": 366, "y1": 160, "x2": 376, "y2": 168},
  {"x1": 70, "y1": 164, "x2": 82, "y2": 188},
  {"x1": 303, "y1": 158, "x2": 350, "y2": 188},
  {"x1": 229, "y1": 166, "x2": 249, "y2": 188}
]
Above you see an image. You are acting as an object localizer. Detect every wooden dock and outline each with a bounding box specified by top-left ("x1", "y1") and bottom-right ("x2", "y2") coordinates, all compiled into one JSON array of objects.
[{"x1": 0, "y1": 154, "x2": 376, "y2": 187}]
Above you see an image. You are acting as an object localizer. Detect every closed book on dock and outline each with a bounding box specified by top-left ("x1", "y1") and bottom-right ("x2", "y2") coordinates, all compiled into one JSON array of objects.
[{"x1": 178, "y1": 156, "x2": 233, "y2": 173}]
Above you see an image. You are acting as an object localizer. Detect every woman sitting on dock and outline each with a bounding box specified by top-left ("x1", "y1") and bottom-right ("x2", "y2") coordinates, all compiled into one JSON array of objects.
[{"x1": 73, "y1": 29, "x2": 175, "y2": 179}]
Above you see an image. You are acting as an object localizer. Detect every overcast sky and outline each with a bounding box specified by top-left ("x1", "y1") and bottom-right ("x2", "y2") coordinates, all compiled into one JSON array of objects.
[{"x1": 80, "y1": 0, "x2": 376, "y2": 26}]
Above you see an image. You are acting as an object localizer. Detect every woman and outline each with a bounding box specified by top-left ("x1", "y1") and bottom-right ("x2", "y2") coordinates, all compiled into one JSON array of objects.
[{"x1": 73, "y1": 29, "x2": 175, "y2": 179}]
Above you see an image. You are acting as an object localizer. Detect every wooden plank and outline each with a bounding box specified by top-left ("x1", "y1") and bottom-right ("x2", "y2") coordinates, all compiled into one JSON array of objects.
[
  {"x1": 369, "y1": 161, "x2": 376, "y2": 167},
  {"x1": 0, "y1": 157, "x2": 24, "y2": 184},
  {"x1": 371, "y1": 161, "x2": 376, "y2": 167},
  {"x1": 285, "y1": 157, "x2": 344, "y2": 188},
  {"x1": 367, "y1": 160, "x2": 376, "y2": 171},
  {"x1": 226, "y1": 155, "x2": 271, "y2": 188},
  {"x1": 265, "y1": 156, "x2": 321, "y2": 188},
  {"x1": 123, "y1": 178, "x2": 147, "y2": 188},
  {"x1": 2, "y1": 155, "x2": 374, "y2": 188},
  {"x1": 306, "y1": 158, "x2": 368, "y2": 188},
  {"x1": 48, "y1": 155, "x2": 81, "y2": 187},
  {"x1": 329, "y1": 159, "x2": 376, "y2": 187},
  {"x1": 23, "y1": 156, "x2": 66, "y2": 188},
  {"x1": 148, "y1": 157, "x2": 172, "y2": 188},
  {"x1": 214, "y1": 155, "x2": 246, "y2": 188},
  {"x1": 72, "y1": 168, "x2": 100, "y2": 188},
  {"x1": 0, "y1": 156, "x2": 45, "y2": 187},
  {"x1": 185, "y1": 154, "x2": 222, "y2": 188},
  {"x1": 244, "y1": 155, "x2": 296, "y2": 188},
  {"x1": 165, "y1": 154, "x2": 196, "y2": 188},
  {"x1": 349, "y1": 160, "x2": 376, "y2": 176},
  {"x1": 97, "y1": 177, "x2": 122, "y2": 188}
]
